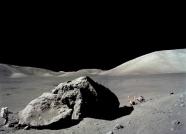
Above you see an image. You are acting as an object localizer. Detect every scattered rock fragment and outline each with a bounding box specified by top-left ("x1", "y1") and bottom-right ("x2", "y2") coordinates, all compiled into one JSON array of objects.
[
  {"x1": 106, "y1": 131, "x2": 114, "y2": 134},
  {"x1": 171, "y1": 120, "x2": 184, "y2": 130},
  {"x1": 128, "y1": 95, "x2": 145, "y2": 105},
  {"x1": 170, "y1": 89, "x2": 176, "y2": 95},
  {"x1": 128, "y1": 96, "x2": 136, "y2": 106},
  {"x1": 136, "y1": 96, "x2": 145, "y2": 103},
  {"x1": 23, "y1": 126, "x2": 30, "y2": 130},
  {"x1": 113, "y1": 123, "x2": 124, "y2": 130}
]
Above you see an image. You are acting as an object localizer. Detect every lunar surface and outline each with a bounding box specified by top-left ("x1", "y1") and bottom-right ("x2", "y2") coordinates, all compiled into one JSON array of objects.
[{"x1": 0, "y1": 49, "x2": 186, "y2": 134}]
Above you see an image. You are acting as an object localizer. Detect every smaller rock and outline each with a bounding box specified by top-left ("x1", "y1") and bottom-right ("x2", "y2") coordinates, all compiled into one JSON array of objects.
[
  {"x1": 171, "y1": 120, "x2": 183, "y2": 130},
  {"x1": 170, "y1": 91, "x2": 174, "y2": 95},
  {"x1": 172, "y1": 120, "x2": 181, "y2": 125},
  {"x1": 106, "y1": 131, "x2": 114, "y2": 134},
  {"x1": 136, "y1": 96, "x2": 145, "y2": 103},
  {"x1": 23, "y1": 126, "x2": 30, "y2": 130},
  {"x1": 128, "y1": 96, "x2": 136, "y2": 105},
  {"x1": 129, "y1": 100, "x2": 136, "y2": 105},
  {"x1": 0, "y1": 107, "x2": 9, "y2": 125},
  {"x1": 113, "y1": 123, "x2": 124, "y2": 130}
]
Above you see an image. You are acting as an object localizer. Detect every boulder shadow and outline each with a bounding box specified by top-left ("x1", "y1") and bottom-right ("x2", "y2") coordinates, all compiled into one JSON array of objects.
[
  {"x1": 31, "y1": 106, "x2": 133, "y2": 130},
  {"x1": 33, "y1": 119, "x2": 82, "y2": 130},
  {"x1": 86, "y1": 106, "x2": 134, "y2": 120}
]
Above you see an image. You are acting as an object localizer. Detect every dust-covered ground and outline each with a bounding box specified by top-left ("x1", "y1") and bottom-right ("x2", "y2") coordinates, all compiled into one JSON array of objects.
[{"x1": 0, "y1": 73, "x2": 186, "y2": 134}]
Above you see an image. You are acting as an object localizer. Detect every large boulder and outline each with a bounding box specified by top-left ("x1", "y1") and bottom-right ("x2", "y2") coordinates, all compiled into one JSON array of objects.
[
  {"x1": 18, "y1": 92, "x2": 73, "y2": 127},
  {"x1": 18, "y1": 76, "x2": 120, "y2": 128}
]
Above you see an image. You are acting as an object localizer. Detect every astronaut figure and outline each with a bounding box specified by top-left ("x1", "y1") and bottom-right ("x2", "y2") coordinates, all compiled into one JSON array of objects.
[{"x1": 0, "y1": 107, "x2": 9, "y2": 125}]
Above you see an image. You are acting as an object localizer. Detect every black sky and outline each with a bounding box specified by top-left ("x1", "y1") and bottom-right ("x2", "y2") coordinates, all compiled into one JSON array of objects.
[{"x1": 0, "y1": 9, "x2": 185, "y2": 71}]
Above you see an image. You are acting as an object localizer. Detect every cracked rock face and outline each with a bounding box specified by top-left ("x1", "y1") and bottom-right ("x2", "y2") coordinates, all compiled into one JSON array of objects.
[{"x1": 18, "y1": 76, "x2": 120, "y2": 127}]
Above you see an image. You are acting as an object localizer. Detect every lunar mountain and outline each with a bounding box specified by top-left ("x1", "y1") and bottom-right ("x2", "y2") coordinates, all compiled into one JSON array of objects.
[{"x1": 102, "y1": 49, "x2": 186, "y2": 76}]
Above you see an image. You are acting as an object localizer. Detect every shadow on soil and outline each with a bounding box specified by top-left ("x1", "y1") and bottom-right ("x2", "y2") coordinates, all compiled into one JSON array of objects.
[
  {"x1": 35, "y1": 106, "x2": 134, "y2": 130},
  {"x1": 87, "y1": 105, "x2": 134, "y2": 120},
  {"x1": 35, "y1": 119, "x2": 82, "y2": 130}
]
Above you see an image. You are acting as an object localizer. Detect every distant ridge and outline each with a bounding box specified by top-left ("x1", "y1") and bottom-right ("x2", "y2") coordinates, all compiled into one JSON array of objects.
[
  {"x1": 101, "y1": 49, "x2": 186, "y2": 76},
  {"x1": 0, "y1": 64, "x2": 58, "y2": 78},
  {"x1": 57, "y1": 69, "x2": 102, "y2": 77},
  {"x1": 0, "y1": 64, "x2": 102, "y2": 78}
]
